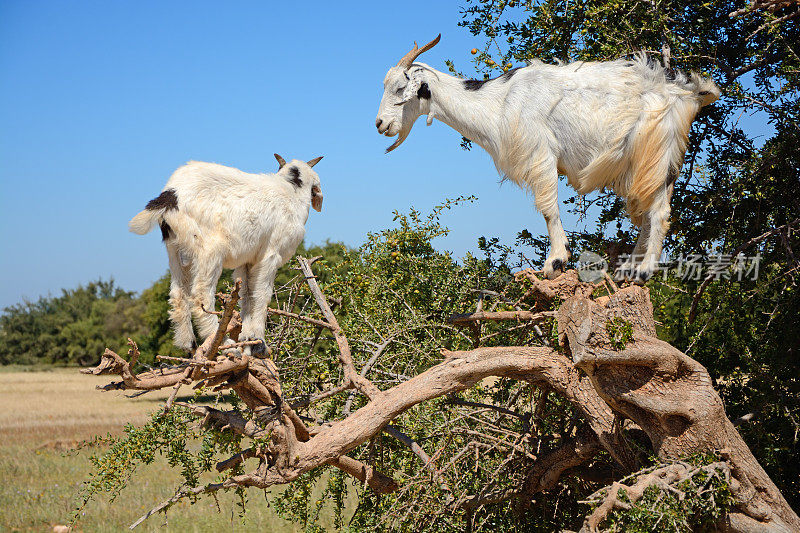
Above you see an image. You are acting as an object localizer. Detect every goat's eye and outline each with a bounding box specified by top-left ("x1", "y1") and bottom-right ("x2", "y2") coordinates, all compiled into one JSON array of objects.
[{"x1": 395, "y1": 87, "x2": 405, "y2": 95}]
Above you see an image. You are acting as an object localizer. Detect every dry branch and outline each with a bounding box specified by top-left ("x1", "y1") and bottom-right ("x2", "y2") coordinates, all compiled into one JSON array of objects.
[{"x1": 449, "y1": 310, "x2": 556, "y2": 325}]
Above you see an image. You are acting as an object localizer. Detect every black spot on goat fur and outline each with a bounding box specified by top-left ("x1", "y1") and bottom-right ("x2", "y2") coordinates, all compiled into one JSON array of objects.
[
  {"x1": 417, "y1": 82, "x2": 431, "y2": 99},
  {"x1": 464, "y1": 78, "x2": 489, "y2": 91},
  {"x1": 159, "y1": 220, "x2": 172, "y2": 241},
  {"x1": 464, "y1": 67, "x2": 521, "y2": 91},
  {"x1": 288, "y1": 166, "x2": 302, "y2": 188},
  {"x1": 145, "y1": 188, "x2": 178, "y2": 211}
]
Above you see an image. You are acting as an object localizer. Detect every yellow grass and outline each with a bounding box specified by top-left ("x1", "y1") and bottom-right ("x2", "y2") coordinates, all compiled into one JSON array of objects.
[{"x1": 0, "y1": 368, "x2": 352, "y2": 532}]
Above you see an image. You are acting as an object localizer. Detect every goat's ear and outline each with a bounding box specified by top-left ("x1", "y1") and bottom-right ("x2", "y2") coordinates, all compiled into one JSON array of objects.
[
  {"x1": 307, "y1": 156, "x2": 323, "y2": 168},
  {"x1": 274, "y1": 153, "x2": 287, "y2": 170},
  {"x1": 417, "y1": 82, "x2": 431, "y2": 100},
  {"x1": 398, "y1": 75, "x2": 422, "y2": 105}
]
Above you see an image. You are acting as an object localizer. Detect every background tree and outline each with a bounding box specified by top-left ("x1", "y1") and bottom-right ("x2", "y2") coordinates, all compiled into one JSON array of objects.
[{"x1": 0, "y1": 280, "x2": 145, "y2": 366}]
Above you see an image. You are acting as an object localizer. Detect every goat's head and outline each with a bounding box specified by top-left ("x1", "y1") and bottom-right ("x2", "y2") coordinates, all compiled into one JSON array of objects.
[
  {"x1": 375, "y1": 34, "x2": 440, "y2": 153},
  {"x1": 275, "y1": 154, "x2": 324, "y2": 212}
]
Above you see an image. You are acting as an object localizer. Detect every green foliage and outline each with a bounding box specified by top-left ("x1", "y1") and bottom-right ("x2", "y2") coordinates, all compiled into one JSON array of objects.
[
  {"x1": 606, "y1": 318, "x2": 634, "y2": 350},
  {"x1": 265, "y1": 201, "x2": 595, "y2": 532},
  {"x1": 75, "y1": 390, "x2": 247, "y2": 521},
  {"x1": 77, "y1": 406, "x2": 199, "y2": 506},
  {"x1": 588, "y1": 455, "x2": 736, "y2": 532}
]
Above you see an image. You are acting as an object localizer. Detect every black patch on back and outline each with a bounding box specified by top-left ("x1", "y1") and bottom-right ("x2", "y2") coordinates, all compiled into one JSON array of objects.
[
  {"x1": 288, "y1": 166, "x2": 302, "y2": 188},
  {"x1": 464, "y1": 78, "x2": 490, "y2": 91},
  {"x1": 417, "y1": 82, "x2": 431, "y2": 99},
  {"x1": 159, "y1": 220, "x2": 172, "y2": 241},
  {"x1": 145, "y1": 188, "x2": 178, "y2": 211},
  {"x1": 463, "y1": 68, "x2": 521, "y2": 91}
]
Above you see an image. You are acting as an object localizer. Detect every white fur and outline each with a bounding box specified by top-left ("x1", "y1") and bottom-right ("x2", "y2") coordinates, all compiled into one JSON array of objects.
[
  {"x1": 129, "y1": 159, "x2": 322, "y2": 352},
  {"x1": 376, "y1": 50, "x2": 719, "y2": 280}
]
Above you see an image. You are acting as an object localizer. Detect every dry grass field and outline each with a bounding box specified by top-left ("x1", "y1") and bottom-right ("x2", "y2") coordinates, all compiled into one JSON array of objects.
[{"x1": 0, "y1": 368, "x2": 351, "y2": 532}]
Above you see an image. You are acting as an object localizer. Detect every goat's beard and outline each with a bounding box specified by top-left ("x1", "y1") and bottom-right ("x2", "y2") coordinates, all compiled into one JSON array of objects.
[{"x1": 385, "y1": 122, "x2": 415, "y2": 153}]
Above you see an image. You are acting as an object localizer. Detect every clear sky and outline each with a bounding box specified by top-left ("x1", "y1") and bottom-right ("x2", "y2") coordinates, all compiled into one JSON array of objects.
[{"x1": 5, "y1": 1, "x2": 746, "y2": 309}]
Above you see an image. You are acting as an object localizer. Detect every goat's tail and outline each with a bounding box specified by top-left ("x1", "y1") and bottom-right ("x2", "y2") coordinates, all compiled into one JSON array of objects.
[
  {"x1": 130, "y1": 189, "x2": 179, "y2": 235},
  {"x1": 128, "y1": 209, "x2": 162, "y2": 234},
  {"x1": 689, "y1": 73, "x2": 720, "y2": 107}
]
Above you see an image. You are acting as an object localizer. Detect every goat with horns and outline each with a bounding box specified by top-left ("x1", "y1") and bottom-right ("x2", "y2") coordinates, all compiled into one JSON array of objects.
[
  {"x1": 129, "y1": 155, "x2": 323, "y2": 355},
  {"x1": 375, "y1": 35, "x2": 719, "y2": 281}
]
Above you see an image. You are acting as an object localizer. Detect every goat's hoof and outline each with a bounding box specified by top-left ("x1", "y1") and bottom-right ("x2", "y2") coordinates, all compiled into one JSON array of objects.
[
  {"x1": 544, "y1": 258, "x2": 565, "y2": 280},
  {"x1": 179, "y1": 339, "x2": 198, "y2": 356},
  {"x1": 633, "y1": 268, "x2": 651, "y2": 285},
  {"x1": 220, "y1": 338, "x2": 239, "y2": 356},
  {"x1": 244, "y1": 338, "x2": 268, "y2": 358}
]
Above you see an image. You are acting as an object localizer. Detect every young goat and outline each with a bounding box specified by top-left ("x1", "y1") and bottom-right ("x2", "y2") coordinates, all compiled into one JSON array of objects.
[
  {"x1": 375, "y1": 35, "x2": 719, "y2": 281},
  {"x1": 129, "y1": 155, "x2": 323, "y2": 354}
]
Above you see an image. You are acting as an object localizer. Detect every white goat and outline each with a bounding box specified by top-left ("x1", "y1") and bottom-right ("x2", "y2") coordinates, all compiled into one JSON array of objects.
[
  {"x1": 375, "y1": 35, "x2": 719, "y2": 281},
  {"x1": 129, "y1": 155, "x2": 323, "y2": 354}
]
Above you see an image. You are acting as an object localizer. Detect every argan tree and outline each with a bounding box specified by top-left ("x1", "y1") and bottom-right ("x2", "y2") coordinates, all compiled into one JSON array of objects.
[
  {"x1": 75, "y1": 0, "x2": 799, "y2": 530},
  {"x1": 77, "y1": 200, "x2": 797, "y2": 531}
]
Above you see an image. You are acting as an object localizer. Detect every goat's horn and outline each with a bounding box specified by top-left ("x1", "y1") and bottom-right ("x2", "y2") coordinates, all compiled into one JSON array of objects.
[
  {"x1": 274, "y1": 153, "x2": 287, "y2": 169},
  {"x1": 396, "y1": 34, "x2": 441, "y2": 69},
  {"x1": 307, "y1": 156, "x2": 323, "y2": 168}
]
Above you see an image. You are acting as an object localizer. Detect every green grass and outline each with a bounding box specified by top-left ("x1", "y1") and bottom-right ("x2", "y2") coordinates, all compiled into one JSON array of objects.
[{"x1": 0, "y1": 368, "x2": 352, "y2": 532}]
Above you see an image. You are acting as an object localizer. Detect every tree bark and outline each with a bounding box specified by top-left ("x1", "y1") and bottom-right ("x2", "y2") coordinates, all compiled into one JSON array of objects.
[{"x1": 558, "y1": 284, "x2": 800, "y2": 532}]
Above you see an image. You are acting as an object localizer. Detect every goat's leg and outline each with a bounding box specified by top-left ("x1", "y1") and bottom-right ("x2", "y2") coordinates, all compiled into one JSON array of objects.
[
  {"x1": 240, "y1": 253, "x2": 283, "y2": 357},
  {"x1": 189, "y1": 253, "x2": 224, "y2": 342},
  {"x1": 616, "y1": 219, "x2": 651, "y2": 281},
  {"x1": 634, "y1": 184, "x2": 673, "y2": 284},
  {"x1": 532, "y1": 158, "x2": 570, "y2": 279},
  {"x1": 166, "y1": 245, "x2": 196, "y2": 351}
]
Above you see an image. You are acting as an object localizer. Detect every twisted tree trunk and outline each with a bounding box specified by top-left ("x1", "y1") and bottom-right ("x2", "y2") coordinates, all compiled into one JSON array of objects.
[{"x1": 558, "y1": 284, "x2": 799, "y2": 532}]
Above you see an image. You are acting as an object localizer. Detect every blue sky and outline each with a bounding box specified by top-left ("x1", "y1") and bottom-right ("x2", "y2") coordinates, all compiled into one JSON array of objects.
[
  {"x1": 0, "y1": 0, "x2": 580, "y2": 308},
  {"x1": 0, "y1": 1, "x2": 767, "y2": 309}
]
